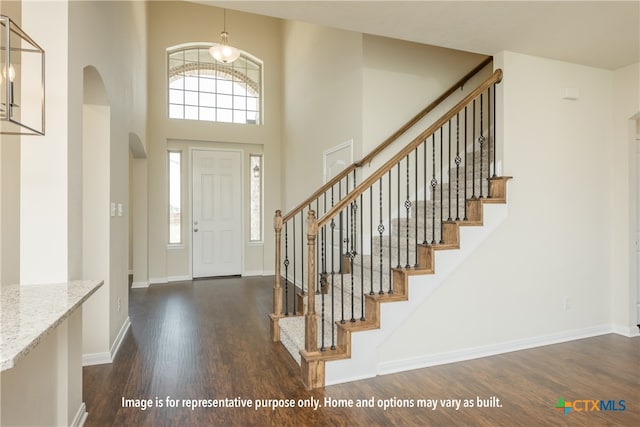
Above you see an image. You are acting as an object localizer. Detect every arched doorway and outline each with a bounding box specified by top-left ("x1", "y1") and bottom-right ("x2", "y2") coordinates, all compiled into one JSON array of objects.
[{"x1": 81, "y1": 65, "x2": 112, "y2": 361}]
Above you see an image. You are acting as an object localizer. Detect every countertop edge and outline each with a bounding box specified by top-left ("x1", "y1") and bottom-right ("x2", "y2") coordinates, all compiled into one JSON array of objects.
[{"x1": 0, "y1": 279, "x2": 104, "y2": 372}]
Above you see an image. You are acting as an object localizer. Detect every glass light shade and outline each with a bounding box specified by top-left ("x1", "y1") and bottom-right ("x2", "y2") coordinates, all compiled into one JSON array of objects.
[
  {"x1": 209, "y1": 31, "x2": 240, "y2": 64},
  {"x1": 1, "y1": 64, "x2": 15, "y2": 82}
]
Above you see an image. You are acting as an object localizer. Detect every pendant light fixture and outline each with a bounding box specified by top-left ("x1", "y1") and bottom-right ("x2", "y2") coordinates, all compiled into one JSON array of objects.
[
  {"x1": 1, "y1": 14, "x2": 45, "y2": 136},
  {"x1": 209, "y1": 9, "x2": 240, "y2": 64}
]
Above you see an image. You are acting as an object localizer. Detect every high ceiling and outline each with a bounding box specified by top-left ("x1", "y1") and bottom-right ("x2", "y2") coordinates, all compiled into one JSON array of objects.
[{"x1": 196, "y1": 1, "x2": 639, "y2": 70}]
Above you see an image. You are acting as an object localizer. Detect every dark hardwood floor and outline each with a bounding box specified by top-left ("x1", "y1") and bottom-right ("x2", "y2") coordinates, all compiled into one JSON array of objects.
[{"x1": 84, "y1": 276, "x2": 640, "y2": 426}]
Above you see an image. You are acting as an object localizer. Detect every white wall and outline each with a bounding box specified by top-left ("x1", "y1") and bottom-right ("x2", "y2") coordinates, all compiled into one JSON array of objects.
[
  {"x1": 147, "y1": 2, "x2": 282, "y2": 281},
  {"x1": 81, "y1": 101, "x2": 110, "y2": 355},
  {"x1": 611, "y1": 62, "x2": 640, "y2": 330},
  {"x1": 379, "y1": 51, "x2": 620, "y2": 365},
  {"x1": 67, "y1": 0, "x2": 147, "y2": 355},
  {"x1": 20, "y1": 0, "x2": 69, "y2": 284}
]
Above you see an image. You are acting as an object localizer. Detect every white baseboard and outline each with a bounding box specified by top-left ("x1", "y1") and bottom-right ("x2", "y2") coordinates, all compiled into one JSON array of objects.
[
  {"x1": 71, "y1": 402, "x2": 88, "y2": 427},
  {"x1": 131, "y1": 281, "x2": 149, "y2": 288},
  {"x1": 83, "y1": 317, "x2": 131, "y2": 366},
  {"x1": 110, "y1": 316, "x2": 131, "y2": 360},
  {"x1": 242, "y1": 270, "x2": 264, "y2": 277},
  {"x1": 82, "y1": 351, "x2": 111, "y2": 366},
  {"x1": 168, "y1": 275, "x2": 192, "y2": 282},
  {"x1": 377, "y1": 324, "x2": 614, "y2": 376},
  {"x1": 612, "y1": 323, "x2": 640, "y2": 337},
  {"x1": 263, "y1": 270, "x2": 275, "y2": 276},
  {"x1": 149, "y1": 277, "x2": 168, "y2": 284}
]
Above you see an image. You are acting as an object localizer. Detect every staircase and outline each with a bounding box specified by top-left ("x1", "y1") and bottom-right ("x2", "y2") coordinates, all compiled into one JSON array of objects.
[{"x1": 270, "y1": 60, "x2": 512, "y2": 389}]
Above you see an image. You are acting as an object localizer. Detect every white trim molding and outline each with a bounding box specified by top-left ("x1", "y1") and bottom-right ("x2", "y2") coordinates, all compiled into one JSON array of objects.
[
  {"x1": 83, "y1": 316, "x2": 131, "y2": 366},
  {"x1": 612, "y1": 323, "x2": 640, "y2": 338},
  {"x1": 110, "y1": 316, "x2": 131, "y2": 359},
  {"x1": 168, "y1": 275, "x2": 192, "y2": 282},
  {"x1": 242, "y1": 270, "x2": 264, "y2": 277},
  {"x1": 131, "y1": 281, "x2": 150, "y2": 288},
  {"x1": 70, "y1": 402, "x2": 88, "y2": 427},
  {"x1": 377, "y1": 324, "x2": 617, "y2": 377}
]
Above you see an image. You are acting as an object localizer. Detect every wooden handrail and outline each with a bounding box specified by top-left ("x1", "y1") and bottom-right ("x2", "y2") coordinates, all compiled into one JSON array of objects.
[
  {"x1": 317, "y1": 69, "x2": 503, "y2": 229},
  {"x1": 281, "y1": 56, "x2": 493, "y2": 224},
  {"x1": 282, "y1": 163, "x2": 357, "y2": 223},
  {"x1": 357, "y1": 56, "x2": 493, "y2": 167}
]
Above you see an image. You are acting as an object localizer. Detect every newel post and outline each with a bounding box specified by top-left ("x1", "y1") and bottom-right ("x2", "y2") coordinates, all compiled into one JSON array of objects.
[
  {"x1": 270, "y1": 210, "x2": 283, "y2": 341},
  {"x1": 305, "y1": 210, "x2": 318, "y2": 353}
]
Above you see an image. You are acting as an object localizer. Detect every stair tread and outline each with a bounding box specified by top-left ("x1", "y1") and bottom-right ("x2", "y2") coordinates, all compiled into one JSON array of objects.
[{"x1": 275, "y1": 172, "x2": 511, "y2": 380}]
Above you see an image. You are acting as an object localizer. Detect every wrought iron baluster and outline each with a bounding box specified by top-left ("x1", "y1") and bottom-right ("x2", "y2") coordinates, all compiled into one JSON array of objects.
[
  {"x1": 320, "y1": 195, "x2": 326, "y2": 293},
  {"x1": 431, "y1": 134, "x2": 437, "y2": 245},
  {"x1": 439, "y1": 129, "x2": 444, "y2": 244},
  {"x1": 388, "y1": 170, "x2": 393, "y2": 294},
  {"x1": 487, "y1": 86, "x2": 495, "y2": 184},
  {"x1": 360, "y1": 192, "x2": 365, "y2": 320},
  {"x1": 464, "y1": 106, "x2": 469, "y2": 221},
  {"x1": 455, "y1": 113, "x2": 461, "y2": 221},
  {"x1": 292, "y1": 214, "x2": 296, "y2": 314},
  {"x1": 397, "y1": 165, "x2": 401, "y2": 269},
  {"x1": 493, "y1": 83, "x2": 497, "y2": 178},
  {"x1": 320, "y1": 222, "x2": 326, "y2": 351},
  {"x1": 479, "y1": 93, "x2": 485, "y2": 198},
  {"x1": 405, "y1": 155, "x2": 411, "y2": 268},
  {"x1": 284, "y1": 222, "x2": 289, "y2": 315},
  {"x1": 339, "y1": 209, "x2": 345, "y2": 324},
  {"x1": 338, "y1": 181, "x2": 345, "y2": 324},
  {"x1": 472, "y1": 99, "x2": 477, "y2": 199},
  {"x1": 344, "y1": 178, "x2": 349, "y2": 273},
  {"x1": 414, "y1": 146, "x2": 419, "y2": 267},
  {"x1": 330, "y1": 187, "x2": 336, "y2": 350},
  {"x1": 369, "y1": 186, "x2": 373, "y2": 296},
  {"x1": 447, "y1": 120, "x2": 452, "y2": 221},
  {"x1": 423, "y1": 140, "x2": 428, "y2": 245},
  {"x1": 377, "y1": 177, "x2": 384, "y2": 295},
  {"x1": 349, "y1": 200, "x2": 356, "y2": 323},
  {"x1": 303, "y1": 204, "x2": 308, "y2": 295}
]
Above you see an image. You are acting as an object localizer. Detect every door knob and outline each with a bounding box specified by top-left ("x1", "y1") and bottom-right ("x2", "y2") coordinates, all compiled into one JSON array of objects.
[{"x1": 194, "y1": 228, "x2": 199, "y2": 232}]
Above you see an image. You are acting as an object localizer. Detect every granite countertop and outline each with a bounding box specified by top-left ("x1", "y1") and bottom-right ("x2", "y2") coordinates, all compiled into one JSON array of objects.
[{"x1": 0, "y1": 280, "x2": 103, "y2": 372}]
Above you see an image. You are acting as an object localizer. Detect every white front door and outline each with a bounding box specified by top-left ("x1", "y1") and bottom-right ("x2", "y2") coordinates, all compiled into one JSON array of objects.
[{"x1": 192, "y1": 149, "x2": 242, "y2": 278}]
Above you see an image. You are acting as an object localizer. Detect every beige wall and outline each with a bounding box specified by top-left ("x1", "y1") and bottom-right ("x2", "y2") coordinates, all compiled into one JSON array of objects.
[
  {"x1": 281, "y1": 27, "x2": 490, "y2": 212},
  {"x1": 0, "y1": 0, "x2": 21, "y2": 286},
  {"x1": 380, "y1": 52, "x2": 629, "y2": 366},
  {"x1": 281, "y1": 21, "x2": 363, "y2": 209},
  {"x1": 1, "y1": 311, "x2": 83, "y2": 426},
  {"x1": 147, "y1": 1, "x2": 282, "y2": 281},
  {"x1": 362, "y1": 34, "x2": 486, "y2": 155}
]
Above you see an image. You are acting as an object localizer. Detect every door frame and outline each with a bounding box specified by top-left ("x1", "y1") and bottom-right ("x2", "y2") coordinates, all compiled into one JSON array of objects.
[
  {"x1": 323, "y1": 139, "x2": 353, "y2": 183},
  {"x1": 189, "y1": 146, "x2": 245, "y2": 278}
]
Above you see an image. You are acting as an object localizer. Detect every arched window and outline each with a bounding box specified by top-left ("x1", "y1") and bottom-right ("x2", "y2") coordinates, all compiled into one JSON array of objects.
[{"x1": 167, "y1": 45, "x2": 262, "y2": 124}]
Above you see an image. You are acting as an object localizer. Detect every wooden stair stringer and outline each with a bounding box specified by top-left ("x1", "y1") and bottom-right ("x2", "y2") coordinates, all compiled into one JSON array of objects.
[
  {"x1": 299, "y1": 266, "x2": 428, "y2": 389},
  {"x1": 323, "y1": 177, "x2": 512, "y2": 386},
  {"x1": 297, "y1": 176, "x2": 512, "y2": 389}
]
